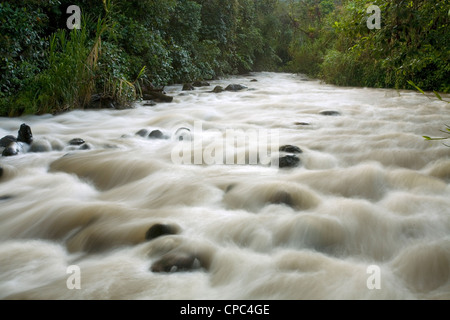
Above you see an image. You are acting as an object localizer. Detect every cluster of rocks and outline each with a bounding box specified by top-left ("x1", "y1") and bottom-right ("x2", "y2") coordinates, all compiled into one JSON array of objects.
[
  {"x1": 139, "y1": 77, "x2": 254, "y2": 107},
  {"x1": 0, "y1": 123, "x2": 33, "y2": 156},
  {"x1": 0, "y1": 123, "x2": 90, "y2": 157},
  {"x1": 181, "y1": 79, "x2": 249, "y2": 94},
  {"x1": 135, "y1": 127, "x2": 191, "y2": 141}
]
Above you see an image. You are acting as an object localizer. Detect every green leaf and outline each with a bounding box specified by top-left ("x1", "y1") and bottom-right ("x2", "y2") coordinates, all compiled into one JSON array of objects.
[
  {"x1": 433, "y1": 91, "x2": 443, "y2": 101},
  {"x1": 407, "y1": 80, "x2": 425, "y2": 95}
]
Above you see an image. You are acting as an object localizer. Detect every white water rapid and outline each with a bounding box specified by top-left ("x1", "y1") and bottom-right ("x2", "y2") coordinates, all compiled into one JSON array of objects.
[{"x1": 0, "y1": 72, "x2": 449, "y2": 300}]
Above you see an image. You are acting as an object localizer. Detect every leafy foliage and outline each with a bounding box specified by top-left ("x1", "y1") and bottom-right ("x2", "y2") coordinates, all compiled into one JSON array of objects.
[{"x1": 1, "y1": 0, "x2": 448, "y2": 116}]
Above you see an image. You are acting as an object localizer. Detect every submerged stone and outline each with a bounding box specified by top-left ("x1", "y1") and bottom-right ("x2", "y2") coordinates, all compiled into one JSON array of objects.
[
  {"x1": 279, "y1": 145, "x2": 303, "y2": 154},
  {"x1": 182, "y1": 83, "x2": 195, "y2": 91},
  {"x1": 0, "y1": 135, "x2": 16, "y2": 147},
  {"x1": 148, "y1": 130, "x2": 166, "y2": 140},
  {"x1": 279, "y1": 155, "x2": 301, "y2": 168},
  {"x1": 225, "y1": 84, "x2": 248, "y2": 92},
  {"x1": 212, "y1": 86, "x2": 224, "y2": 93},
  {"x1": 69, "y1": 138, "x2": 85, "y2": 146},
  {"x1": 192, "y1": 80, "x2": 210, "y2": 87},
  {"x1": 2, "y1": 143, "x2": 20, "y2": 157},
  {"x1": 151, "y1": 252, "x2": 203, "y2": 273},
  {"x1": 29, "y1": 139, "x2": 52, "y2": 153},
  {"x1": 320, "y1": 110, "x2": 341, "y2": 116},
  {"x1": 135, "y1": 129, "x2": 149, "y2": 137},
  {"x1": 145, "y1": 223, "x2": 179, "y2": 241}
]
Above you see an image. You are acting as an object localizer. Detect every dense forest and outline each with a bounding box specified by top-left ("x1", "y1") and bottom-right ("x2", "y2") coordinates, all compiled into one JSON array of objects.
[{"x1": 0, "y1": 0, "x2": 449, "y2": 116}]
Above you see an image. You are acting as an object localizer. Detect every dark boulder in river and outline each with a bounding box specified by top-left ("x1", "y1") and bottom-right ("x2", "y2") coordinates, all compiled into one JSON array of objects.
[
  {"x1": 2, "y1": 144, "x2": 20, "y2": 157},
  {"x1": 279, "y1": 155, "x2": 301, "y2": 168},
  {"x1": 148, "y1": 130, "x2": 169, "y2": 140},
  {"x1": 135, "y1": 129, "x2": 149, "y2": 137},
  {"x1": 143, "y1": 92, "x2": 173, "y2": 103},
  {"x1": 225, "y1": 84, "x2": 248, "y2": 92},
  {"x1": 212, "y1": 86, "x2": 225, "y2": 93},
  {"x1": 192, "y1": 80, "x2": 210, "y2": 87},
  {"x1": 145, "y1": 223, "x2": 179, "y2": 241},
  {"x1": 17, "y1": 123, "x2": 33, "y2": 144},
  {"x1": 0, "y1": 135, "x2": 16, "y2": 147},
  {"x1": 69, "y1": 138, "x2": 86, "y2": 146},
  {"x1": 279, "y1": 145, "x2": 303, "y2": 154},
  {"x1": 1, "y1": 123, "x2": 33, "y2": 157},
  {"x1": 320, "y1": 110, "x2": 341, "y2": 116},
  {"x1": 182, "y1": 83, "x2": 195, "y2": 91}
]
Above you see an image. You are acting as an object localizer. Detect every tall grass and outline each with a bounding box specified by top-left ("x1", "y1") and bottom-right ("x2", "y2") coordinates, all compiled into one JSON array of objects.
[
  {"x1": 13, "y1": 16, "x2": 97, "y2": 115},
  {"x1": 12, "y1": 0, "x2": 144, "y2": 115}
]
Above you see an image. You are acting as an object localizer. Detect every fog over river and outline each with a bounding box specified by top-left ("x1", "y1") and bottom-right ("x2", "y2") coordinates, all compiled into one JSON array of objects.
[{"x1": 0, "y1": 72, "x2": 449, "y2": 300}]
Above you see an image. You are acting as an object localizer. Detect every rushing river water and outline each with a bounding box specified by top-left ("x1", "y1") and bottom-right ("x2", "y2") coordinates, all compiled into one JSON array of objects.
[{"x1": 0, "y1": 72, "x2": 449, "y2": 300}]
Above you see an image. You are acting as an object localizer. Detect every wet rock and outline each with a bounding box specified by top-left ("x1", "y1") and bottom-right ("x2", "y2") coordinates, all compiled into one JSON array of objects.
[
  {"x1": 212, "y1": 86, "x2": 224, "y2": 93},
  {"x1": 225, "y1": 184, "x2": 236, "y2": 193},
  {"x1": 192, "y1": 80, "x2": 210, "y2": 87},
  {"x1": 0, "y1": 135, "x2": 16, "y2": 147},
  {"x1": 51, "y1": 140, "x2": 65, "y2": 151},
  {"x1": 143, "y1": 92, "x2": 173, "y2": 103},
  {"x1": 29, "y1": 139, "x2": 52, "y2": 153},
  {"x1": 250, "y1": 79, "x2": 258, "y2": 82},
  {"x1": 279, "y1": 145, "x2": 303, "y2": 154},
  {"x1": 225, "y1": 84, "x2": 248, "y2": 92},
  {"x1": 2, "y1": 143, "x2": 20, "y2": 157},
  {"x1": 1, "y1": 124, "x2": 33, "y2": 156},
  {"x1": 79, "y1": 143, "x2": 91, "y2": 150},
  {"x1": 0, "y1": 166, "x2": 3, "y2": 177},
  {"x1": 279, "y1": 155, "x2": 301, "y2": 168},
  {"x1": 295, "y1": 122, "x2": 310, "y2": 126},
  {"x1": 0, "y1": 195, "x2": 13, "y2": 201},
  {"x1": 17, "y1": 123, "x2": 33, "y2": 144},
  {"x1": 69, "y1": 138, "x2": 85, "y2": 146},
  {"x1": 320, "y1": 110, "x2": 341, "y2": 116},
  {"x1": 148, "y1": 130, "x2": 169, "y2": 140},
  {"x1": 182, "y1": 83, "x2": 195, "y2": 91},
  {"x1": 145, "y1": 223, "x2": 179, "y2": 241},
  {"x1": 151, "y1": 252, "x2": 203, "y2": 273},
  {"x1": 148, "y1": 130, "x2": 163, "y2": 139},
  {"x1": 135, "y1": 129, "x2": 149, "y2": 137}
]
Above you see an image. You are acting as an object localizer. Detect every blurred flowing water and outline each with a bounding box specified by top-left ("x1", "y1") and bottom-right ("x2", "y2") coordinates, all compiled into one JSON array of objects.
[{"x1": 0, "y1": 72, "x2": 449, "y2": 300}]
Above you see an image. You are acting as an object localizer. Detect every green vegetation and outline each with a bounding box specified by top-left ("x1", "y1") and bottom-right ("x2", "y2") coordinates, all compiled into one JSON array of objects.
[
  {"x1": 409, "y1": 80, "x2": 450, "y2": 146},
  {"x1": 1, "y1": 0, "x2": 448, "y2": 116}
]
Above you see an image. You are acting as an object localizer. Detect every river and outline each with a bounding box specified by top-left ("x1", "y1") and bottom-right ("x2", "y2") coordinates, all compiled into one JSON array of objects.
[{"x1": 0, "y1": 72, "x2": 449, "y2": 300}]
